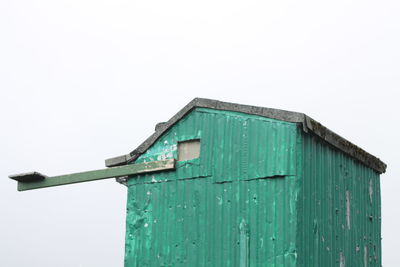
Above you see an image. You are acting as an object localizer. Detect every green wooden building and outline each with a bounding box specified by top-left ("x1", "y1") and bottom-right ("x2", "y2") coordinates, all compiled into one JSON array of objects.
[{"x1": 11, "y1": 98, "x2": 386, "y2": 267}]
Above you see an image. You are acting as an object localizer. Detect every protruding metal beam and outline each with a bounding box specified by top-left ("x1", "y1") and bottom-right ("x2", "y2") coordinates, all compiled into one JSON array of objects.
[{"x1": 9, "y1": 159, "x2": 175, "y2": 191}]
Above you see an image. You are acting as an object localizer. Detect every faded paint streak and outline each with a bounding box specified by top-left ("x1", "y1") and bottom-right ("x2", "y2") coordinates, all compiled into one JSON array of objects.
[
  {"x1": 369, "y1": 179, "x2": 373, "y2": 204},
  {"x1": 239, "y1": 219, "x2": 249, "y2": 267},
  {"x1": 340, "y1": 252, "x2": 346, "y2": 267},
  {"x1": 346, "y1": 191, "x2": 351, "y2": 230},
  {"x1": 364, "y1": 245, "x2": 368, "y2": 267}
]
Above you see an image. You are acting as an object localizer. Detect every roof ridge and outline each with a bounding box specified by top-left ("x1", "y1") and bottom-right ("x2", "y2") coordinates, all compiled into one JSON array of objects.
[{"x1": 105, "y1": 98, "x2": 386, "y2": 174}]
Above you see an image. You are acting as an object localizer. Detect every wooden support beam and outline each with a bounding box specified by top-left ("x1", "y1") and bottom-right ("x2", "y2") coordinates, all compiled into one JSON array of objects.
[{"x1": 9, "y1": 159, "x2": 175, "y2": 191}]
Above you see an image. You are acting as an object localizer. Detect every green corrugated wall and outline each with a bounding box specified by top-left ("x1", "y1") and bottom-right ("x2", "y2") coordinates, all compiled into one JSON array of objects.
[
  {"x1": 297, "y1": 133, "x2": 381, "y2": 267},
  {"x1": 124, "y1": 108, "x2": 381, "y2": 267},
  {"x1": 125, "y1": 108, "x2": 299, "y2": 266}
]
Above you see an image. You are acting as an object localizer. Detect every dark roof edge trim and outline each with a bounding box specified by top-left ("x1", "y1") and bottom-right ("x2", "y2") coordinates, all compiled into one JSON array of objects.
[{"x1": 105, "y1": 98, "x2": 387, "y2": 174}]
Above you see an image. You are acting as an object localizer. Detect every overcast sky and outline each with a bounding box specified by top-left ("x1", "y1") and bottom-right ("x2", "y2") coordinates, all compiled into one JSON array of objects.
[{"x1": 1, "y1": 0, "x2": 399, "y2": 266}]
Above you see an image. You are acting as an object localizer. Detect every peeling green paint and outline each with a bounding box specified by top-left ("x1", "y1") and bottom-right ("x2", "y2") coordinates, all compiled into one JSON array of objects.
[
  {"x1": 124, "y1": 108, "x2": 382, "y2": 267},
  {"x1": 125, "y1": 177, "x2": 298, "y2": 266}
]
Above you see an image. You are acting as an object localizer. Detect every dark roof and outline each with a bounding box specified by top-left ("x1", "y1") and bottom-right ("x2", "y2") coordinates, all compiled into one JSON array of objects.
[{"x1": 105, "y1": 98, "x2": 386, "y2": 174}]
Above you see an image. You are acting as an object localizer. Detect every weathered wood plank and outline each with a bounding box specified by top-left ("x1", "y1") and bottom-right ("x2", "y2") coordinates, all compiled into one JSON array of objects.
[{"x1": 10, "y1": 159, "x2": 175, "y2": 191}]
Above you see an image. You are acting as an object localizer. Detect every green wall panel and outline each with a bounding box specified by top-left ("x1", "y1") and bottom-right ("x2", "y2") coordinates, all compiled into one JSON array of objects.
[
  {"x1": 125, "y1": 108, "x2": 299, "y2": 266},
  {"x1": 198, "y1": 108, "x2": 297, "y2": 182},
  {"x1": 125, "y1": 177, "x2": 298, "y2": 267},
  {"x1": 297, "y1": 133, "x2": 381, "y2": 267}
]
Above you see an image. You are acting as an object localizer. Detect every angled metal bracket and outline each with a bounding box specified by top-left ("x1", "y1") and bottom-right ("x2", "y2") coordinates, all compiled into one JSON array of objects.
[{"x1": 9, "y1": 159, "x2": 175, "y2": 191}]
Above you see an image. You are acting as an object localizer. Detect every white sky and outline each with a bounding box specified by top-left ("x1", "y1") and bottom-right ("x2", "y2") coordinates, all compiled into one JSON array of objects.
[{"x1": 0, "y1": 0, "x2": 399, "y2": 266}]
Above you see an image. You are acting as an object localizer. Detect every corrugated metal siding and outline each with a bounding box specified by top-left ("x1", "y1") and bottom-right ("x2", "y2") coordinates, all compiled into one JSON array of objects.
[
  {"x1": 200, "y1": 108, "x2": 297, "y2": 182},
  {"x1": 125, "y1": 108, "x2": 299, "y2": 266},
  {"x1": 297, "y1": 132, "x2": 381, "y2": 267},
  {"x1": 125, "y1": 177, "x2": 298, "y2": 267},
  {"x1": 131, "y1": 108, "x2": 297, "y2": 184},
  {"x1": 131, "y1": 109, "x2": 212, "y2": 184}
]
